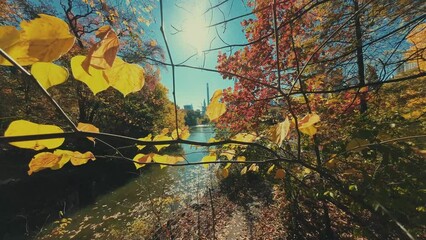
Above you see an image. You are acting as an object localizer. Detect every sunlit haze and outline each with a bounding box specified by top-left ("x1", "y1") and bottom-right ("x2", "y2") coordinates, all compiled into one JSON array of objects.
[
  {"x1": 148, "y1": 0, "x2": 249, "y2": 110},
  {"x1": 182, "y1": 5, "x2": 209, "y2": 54}
]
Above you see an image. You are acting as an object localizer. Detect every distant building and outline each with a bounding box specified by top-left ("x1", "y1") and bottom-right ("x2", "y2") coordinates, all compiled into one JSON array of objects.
[
  {"x1": 201, "y1": 99, "x2": 207, "y2": 115},
  {"x1": 183, "y1": 104, "x2": 193, "y2": 111},
  {"x1": 396, "y1": 61, "x2": 419, "y2": 74},
  {"x1": 396, "y1": 23, "x2": 426, "y2": 74},
  {"x1": 206, "y1": 83, "x2": 210, "y2": 104}
]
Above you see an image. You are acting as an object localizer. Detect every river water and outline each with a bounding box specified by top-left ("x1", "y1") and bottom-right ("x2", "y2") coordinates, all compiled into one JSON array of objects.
[{"x1": 36, "y1": 126, "x2": 215, "y2": 239}]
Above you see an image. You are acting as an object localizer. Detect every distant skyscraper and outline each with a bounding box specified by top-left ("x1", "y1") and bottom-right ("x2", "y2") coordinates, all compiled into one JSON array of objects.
[
  {"x1": 202, "y1": 99, "x2": 206, "y2": 115},
  {"x1": 207, "y1": 83, "x2": 210, "y2": 104}
]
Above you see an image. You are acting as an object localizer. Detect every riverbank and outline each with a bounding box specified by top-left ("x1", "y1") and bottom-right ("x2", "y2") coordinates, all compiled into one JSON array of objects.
[{"x1": 149, "y1": 187, "x2": 286, "y2": 240}]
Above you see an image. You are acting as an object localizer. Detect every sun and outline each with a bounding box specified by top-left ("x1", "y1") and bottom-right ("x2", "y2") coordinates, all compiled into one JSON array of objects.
[{"x1": 182, "y1": 6, "x2": 209, "y2": 54}]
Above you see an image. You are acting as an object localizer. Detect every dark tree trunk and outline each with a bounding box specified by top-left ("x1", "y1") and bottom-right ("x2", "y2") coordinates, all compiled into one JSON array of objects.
[{"x1": 353, "y1": 0, "x2": 368, "y2": 113}]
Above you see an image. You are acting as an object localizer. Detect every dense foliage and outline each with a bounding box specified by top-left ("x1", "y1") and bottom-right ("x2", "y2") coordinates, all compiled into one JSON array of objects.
[{"x1": 0, "y1": 0, "x2": 425, "y2": 239}]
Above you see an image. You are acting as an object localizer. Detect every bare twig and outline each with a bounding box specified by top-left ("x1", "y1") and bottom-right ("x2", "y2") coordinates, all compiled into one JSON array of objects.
[{"x1": 0, "y1": 49, "x2": 78, "y2": 131}]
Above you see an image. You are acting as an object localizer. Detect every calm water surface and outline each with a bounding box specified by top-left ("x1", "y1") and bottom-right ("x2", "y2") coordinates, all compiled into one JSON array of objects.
[{"x1": 37, "y1": 126, "x2": 215, "y2": 239}]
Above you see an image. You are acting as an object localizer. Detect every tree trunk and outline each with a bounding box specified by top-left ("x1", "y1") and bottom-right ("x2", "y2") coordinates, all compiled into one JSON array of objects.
[{"x1": 353, "y1": 0, "x2": 368, "y2": 113}]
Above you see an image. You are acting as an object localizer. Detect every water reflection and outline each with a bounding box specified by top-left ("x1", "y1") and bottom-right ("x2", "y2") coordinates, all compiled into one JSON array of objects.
[{"x1": 37, "y1": 126, "x2": 215, "y2": 239}]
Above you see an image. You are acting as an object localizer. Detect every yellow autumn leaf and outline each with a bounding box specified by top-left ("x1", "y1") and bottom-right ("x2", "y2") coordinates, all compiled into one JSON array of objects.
[
  {"x1": 77, "y1": 122, "x2": 100, "y2": 142},
  {"x1": 270, "y1": 117, "x2": 290, "y2": 146},
  {"x1": 171, "y1": 129, "x2": 178, "y2": 140},
  {"x1": 267, "y1": 165, "x2": 275, "y2": 174},
  {"x1": 171, "y1": 127, "x2": 190, "y2": 140},
  {"x1": 133, "y1": 153, "x2": 153, "y2": 169},
  {"x1": 70, "y1": 151, "x2": 95, "y2": 166},
  {"x1": 20, "y1": 14, "x2": 75, "y2": 62},
  {"x1": 51, "y1": 150, "x2": 70, "y2": 170},
  {"x1": 240, "y1": 166, "x2": 247, "y2": 175},
  {"x1": 406, "y1": 23, "x2": 426, "y2": 71},
  {"x1": 274, "y1": 169, "x2": 285, "y2": 179},
  {"x1": 237, "y1": 156, "x2": 246, "y2": 162},
  {"x1": 153, "y1": 154, "x2": 168, "y2": 169},
  {"x1": 302, "y1": 168, "x2": 311, "y2": 176},
  {"x1": 208, "y1": 138, "x2": 219, "y2": 143},
  {"x1": 180, "y1": 128, "x2": 190, "y2": 140},
  {"x1": 206, "y1": 89, "x2": 226, "y2": 121},
  {"x1": 220, "y1": 150, "x2": 235, "y2": 160},
  {"x1": 0, "y1": 26, "x2": 36, "y2": 66},
  {"x1": 298, "y1": 113, "x2": 320, "y2": 136},
  {"x1": 201, "y1": 154, "x2": 216, "y2": 168},
  {"x1": 55, "y1": 149, "x2": 95, "y2": 166},
  {"x1": 54, "y1": 149, "x2": 95, "y2": 166},
  {"x1": 104, "y1": 57, "x2": 145, "y2": 96},
  {"x1": 31, "y1": 62, "x2": 68, "y2": 89},
  {"x1": 224, "y1": 162, "x2": 232, "y2": 169},
  {"x1": 166, "y1": 155, "x2": 185, "y2": 164},
  {"x1": 137, "y1": 134, "x2": 152, "y2": 150},
  {"x1": 28, "y1": 152, "x2": 61, "y2": 175},
  {"x1": 152, "y1": 135, "x2": 172, "y2": 151},
  {"x1": 248, "y1": 163, "x2": 259, "y2": 172},
  {"x1": 160, "y1": 128, "x2": 169, "y2": 135},
  {"x1": 71, "y1": 55, "x2": 109, "y2": 94},
  {"x1": 82, "y1": 25, "x2": 119, "y2": 72},
  {"x1": 231, "y1": 132, "x2": 257, "y2": 143},
  {"x1": 401, "y1": 110, "x2": 422, "y2": 120},
  {"x1": 4, "y1": 120, "x2": 65, "y2": 150},
  {"x1": 0, "y1": 26, "x2": 21, "y2": 55},
  {"x1": 153, "y1": 154, "x2": 184, "y2": 168},
  {"x1": 325, "y1": 159, "x2": 337, "y2": 169}
]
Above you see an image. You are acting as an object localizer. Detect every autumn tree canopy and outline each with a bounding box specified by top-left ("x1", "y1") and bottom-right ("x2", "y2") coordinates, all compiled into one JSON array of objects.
[{"x1": 0, "y1": 0, "x2": 425, "y2": 239}]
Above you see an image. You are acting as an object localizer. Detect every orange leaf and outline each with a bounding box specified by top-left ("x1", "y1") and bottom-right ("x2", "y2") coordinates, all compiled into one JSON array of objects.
[
  {"x1": 133, "y1": 153, "x2": 154, "y2": 169},
  {"x1": 77, "y1": 122, "x2": 100, "y2": 142},
  {"x1": 274, "y1": 169, "x2": 285, "y2": 179},
  {"x1": 28, "y1": 152, "x2": 61, "y2": 175},
  {"x1": 221, "y1": 168, "x2": 229, "y2": 178},
  {"x1": 82, "y1": 26, "x2": 119, "y2": 72}
]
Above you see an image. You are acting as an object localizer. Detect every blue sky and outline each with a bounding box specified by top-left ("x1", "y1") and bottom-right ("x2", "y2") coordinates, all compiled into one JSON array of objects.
[{"x1": 147, "y1": 0, "x2": 252, "y2": 110}]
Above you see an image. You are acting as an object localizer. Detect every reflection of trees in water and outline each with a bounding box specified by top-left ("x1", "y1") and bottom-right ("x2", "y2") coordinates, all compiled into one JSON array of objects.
[{"x1": 29, "y1": 128, "x2": 217, "y2": 239}]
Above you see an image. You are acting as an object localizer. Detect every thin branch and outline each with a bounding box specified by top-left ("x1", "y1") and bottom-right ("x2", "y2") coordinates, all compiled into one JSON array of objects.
[
  {"x1": 323, "y1": 134, "x2": 426, "y2": 166},
  {"x1": 288, "y1": 0, "x2": 374, "y2": 96},
  {"x1": 98, "y1": 155, "x2": 293, "y2": 166},
  {"x1": 0, "y1": 49, "x2": 78, "y2": 131},
  {"x1": 0, "y1": 130, "x2": 282, "y2": 159},
  {"x1": 159, "y1": 0, "x2": 180, "y2": 137}
]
